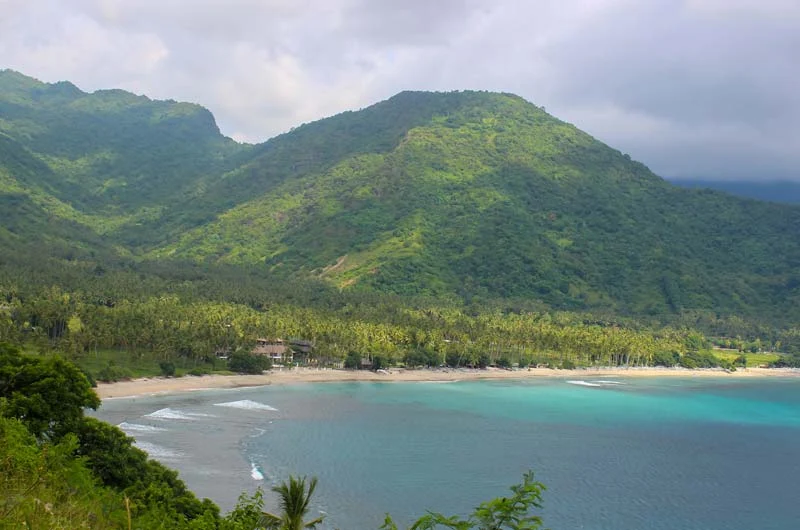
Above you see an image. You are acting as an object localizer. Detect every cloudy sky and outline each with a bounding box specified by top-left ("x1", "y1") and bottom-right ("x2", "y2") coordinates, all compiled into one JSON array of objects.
[{"x1": 2, "y1": 0, "x2": 798, "y2": 180}]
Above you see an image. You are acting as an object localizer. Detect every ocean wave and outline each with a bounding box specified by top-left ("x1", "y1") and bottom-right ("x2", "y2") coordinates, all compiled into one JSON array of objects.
[
  {"x1": 250, "y1": 462, "x2": 264, "y2": 481},
  {"x1": 144, "y1": 408, "x2": 216, "y2": 420},
  {"x1": 213, "y1": 399, "x2": 278, "y2": 411},
  {"x1": 566, "y1": 380, "x2": 603, "y2": 387},
  {"x1": 566, "y1": 380, "x2": 626, "y2": 388},
  {"x1": 118, "y1": 422, "x2": 168, "y2": 433},
  {"x1": 133, "y1": 441, "x2": 183, "y2": 459}
]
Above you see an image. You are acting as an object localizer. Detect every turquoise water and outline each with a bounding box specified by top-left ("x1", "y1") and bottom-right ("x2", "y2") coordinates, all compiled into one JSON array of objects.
[{"x1": 94, "y1": 377, "x2": 800, "y2": 529}]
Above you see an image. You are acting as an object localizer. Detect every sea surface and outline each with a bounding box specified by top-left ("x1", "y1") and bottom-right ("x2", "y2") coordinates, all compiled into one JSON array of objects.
[{"x1": 92, "y1": 377, "x2": 800, "y2": 529}]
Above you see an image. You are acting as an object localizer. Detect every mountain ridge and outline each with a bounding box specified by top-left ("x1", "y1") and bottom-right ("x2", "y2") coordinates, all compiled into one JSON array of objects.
[{"x1": 2, "y1": 71, "x2": 799, "y2": 321}]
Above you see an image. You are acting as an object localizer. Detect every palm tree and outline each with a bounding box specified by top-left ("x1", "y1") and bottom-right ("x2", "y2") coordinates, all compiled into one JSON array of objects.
[{"x1": 261, "y1": 475, "x2": 324, "y2": 530}]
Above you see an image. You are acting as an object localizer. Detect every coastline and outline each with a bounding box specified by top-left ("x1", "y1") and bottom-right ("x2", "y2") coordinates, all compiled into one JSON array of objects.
[{"x1": 95, "y1": 366, "x2": 800, "y2": 399}]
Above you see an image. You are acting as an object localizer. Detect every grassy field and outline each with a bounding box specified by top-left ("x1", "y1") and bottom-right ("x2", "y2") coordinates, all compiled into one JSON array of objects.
[
  {"x1": 713, "y1": 350, "x2": 779, "y2": 368},
  {"x1": 24, "y1": 347, "x2": 233, "y2": 381}
]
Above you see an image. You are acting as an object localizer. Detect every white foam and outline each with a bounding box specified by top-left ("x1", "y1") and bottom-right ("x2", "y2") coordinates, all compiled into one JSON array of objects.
[
  {"x1": 118, "y1": 422, "x2": 167, "y2": 433},
  {"x1": 566, "y1": 380, "x2": 627, "y2": 388},
  {"x1": 144, "y1": 408, "x2": 216, "y2": 420},
  {"x1": 250, "y1": 462, "x2": 264, "y2": 481},
  {"x1": 213, "y1": 400, "x2": 278, "y2": 412},
  {"x1": 134, "y1": 441, "x2": 183, "y2": 460},
  {"x1": 566, "y1": 380, "x2": 603, "y2": 387}
]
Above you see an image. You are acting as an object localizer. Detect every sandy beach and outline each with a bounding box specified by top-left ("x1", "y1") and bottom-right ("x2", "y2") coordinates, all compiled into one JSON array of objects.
[{"x1": 95, "y1": 366, "x2": 800, "y2": 399}]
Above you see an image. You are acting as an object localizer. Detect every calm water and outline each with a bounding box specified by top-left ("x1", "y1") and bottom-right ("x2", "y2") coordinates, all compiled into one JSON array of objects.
[{"x1": 93, "y1": 377, "x2": 800, "y2": 529}]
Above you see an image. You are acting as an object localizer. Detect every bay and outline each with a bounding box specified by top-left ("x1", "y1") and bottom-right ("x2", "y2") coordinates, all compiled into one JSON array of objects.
[{"x1": 93, "y1": 377, "x2": 800, "y2": 529}]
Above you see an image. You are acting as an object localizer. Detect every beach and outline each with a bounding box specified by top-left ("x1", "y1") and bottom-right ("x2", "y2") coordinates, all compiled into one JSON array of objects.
[{"x1": 95, "y1": 366, "x2": 800, "y2": 399}]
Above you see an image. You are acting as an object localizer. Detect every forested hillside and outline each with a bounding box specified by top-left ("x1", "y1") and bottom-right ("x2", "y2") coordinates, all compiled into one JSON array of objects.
[
  {"x1": 2, "y1": 70, "x2": 800, "y2": 326},
  {"x1": 148, "y1": 91, "x2": 800, "y2": 321},
  {"x1": 0, "y1": 70, "x2": 250, "y2": 239}
]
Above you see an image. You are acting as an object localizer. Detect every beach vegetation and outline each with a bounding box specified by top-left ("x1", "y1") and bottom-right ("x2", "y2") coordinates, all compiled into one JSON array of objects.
[
  {"x1": 228, "y1": 351, "x2": 272, "y2": 374},
  {"x1": 770, "y1": 354, "x2": 800, "y2": 368},
  {"x1": 160, "y1": 360, "x2": 177, "y2": 377},
  {"x1": 345, "y1": 350, "x2": 362, "y2": 369},
  {"x1": 679, "y1": 350, "x2": 723, "y2": 369}
]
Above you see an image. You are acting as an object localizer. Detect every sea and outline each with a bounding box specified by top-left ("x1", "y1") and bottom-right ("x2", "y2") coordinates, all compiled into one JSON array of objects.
[{"x1": 91, "y1": 377, "x2": 800, "y2": 530}]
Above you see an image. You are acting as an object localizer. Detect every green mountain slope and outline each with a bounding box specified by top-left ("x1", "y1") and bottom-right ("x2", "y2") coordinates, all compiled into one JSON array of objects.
[
  {"x1": 2, "y1": 74, "x2": 799, "y2": 321},
  {"x1": 151, "y1": 91, "x2": 800, "y2": 319},
  {"x1": 0, "y1": 70, "x2": 250, "y2": 230},
  {"x1": 0, "y1": 131, "x2": 112, "y2": 256}
]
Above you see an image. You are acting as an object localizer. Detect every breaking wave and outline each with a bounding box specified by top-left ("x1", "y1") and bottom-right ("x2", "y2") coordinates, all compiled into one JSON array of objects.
[
  {"x1": 144, "y1": 408, "x2": 216, "y2": 420},
  {"x1": 133, "y1": 441, "x2": 183, "y2": 460},
  {"x1": 213, "y1": 400, "x2": 278, "y2": 411},
  {"x1": 566, "y1": 380, "x2": 603, "y2": 387},
  {"x1": 566, "y1": 380, "x2": 626, "y2": 388},
  {"x1": 118, "y1": 422, "x2": 168, "y2": 433},
  {"x1": 250, "y1": 462, "x2": 264, "y2": 481}
]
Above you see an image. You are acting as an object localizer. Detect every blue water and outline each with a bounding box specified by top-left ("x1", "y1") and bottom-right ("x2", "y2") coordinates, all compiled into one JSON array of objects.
[{"x1": 94, "y1": 378, "x2": 800, "y2": 529}]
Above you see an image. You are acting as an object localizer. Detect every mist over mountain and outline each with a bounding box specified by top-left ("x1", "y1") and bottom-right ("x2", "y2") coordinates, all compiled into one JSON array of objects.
[{"x1": 671, "y1": 179, "x2": 800, "y2": 205}]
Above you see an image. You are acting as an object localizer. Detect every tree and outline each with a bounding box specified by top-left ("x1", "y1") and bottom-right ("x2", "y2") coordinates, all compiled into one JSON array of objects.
[
  {"x1": 228, "y1": 352, "x2": 271, "y2": 374},
  {"x1": 262, "y1": 475, "x2": 324, "y2": 530},
  {"x1": 381, "y1": 471, "x2": 546, "y2": 530},
  {"x1": 160, "y1": 361, "x2": 176, "y2": 377},
  {"x1": 344, "y1": 351, "x2": 361, "y2": 369},
  {"x1": 0, "y1": 343, "x2": 99, "y2": 439}
]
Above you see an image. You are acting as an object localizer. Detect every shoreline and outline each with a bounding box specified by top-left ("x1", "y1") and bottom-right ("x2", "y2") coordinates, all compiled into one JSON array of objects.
[{"x1": 95, "y1": 366, "x2": 800, "y2": 399}]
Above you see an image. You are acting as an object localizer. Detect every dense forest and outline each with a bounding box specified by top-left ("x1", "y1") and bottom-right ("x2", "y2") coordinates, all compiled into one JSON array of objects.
[
  {"x1": 3, "y1": 246, "x2": 800, "y2": 383},
  {"x1": 2, "y1": 70, "x2": 800, "y2": 324}
]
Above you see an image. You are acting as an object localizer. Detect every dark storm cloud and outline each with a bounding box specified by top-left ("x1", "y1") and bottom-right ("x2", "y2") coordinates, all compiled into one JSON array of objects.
[{"x1": 1, "y1": 0, "x2": 798, "y2": 180}]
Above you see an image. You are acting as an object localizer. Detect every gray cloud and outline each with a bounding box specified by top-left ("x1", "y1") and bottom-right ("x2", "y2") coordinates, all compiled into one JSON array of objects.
[{"x1": 1, "y1": 0, "x2": 798, "y2": 180}]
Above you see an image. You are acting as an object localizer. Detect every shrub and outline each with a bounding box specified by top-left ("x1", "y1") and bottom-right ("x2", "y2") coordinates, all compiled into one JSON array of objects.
[
  {"x1": 679, "y1": 350, "x2": 719, "y2": 369},
  {"x1": 652, "y1": 350, "x2": 680, "y2": 367},
  {"x1": 771, "y1": 354, "x2": 800, "y2": 368},
  {"x1": 79, "y1": 367, "x2": 97, "y2": 387},
  {"x1": 159, "y1": 361, "x2": 176, "y2": 377},
  {"x1": 446, "y1": 351, "x2": 466, "y2": 368},
  {"x1": 97, "y1": 363, "x2": 133, "y2": 383},
  {"x1": 344, "y1": 351, "x2": 361, "y2": 369},
  {"x1": 496, "y1": 356, "x2": 512, "y2": 368},
  {"x1": 227, "y1": 352, "x2": 271, "y2": 374},
  {"x1": 372, "y1": 354, "x2": 388, "y2": 370},
  {"x1": 477, "y1": 353, "x2": 490, "y2": 369},
  {"x1": 404, "y1": 348, "x2": 440, "y2": 368}
]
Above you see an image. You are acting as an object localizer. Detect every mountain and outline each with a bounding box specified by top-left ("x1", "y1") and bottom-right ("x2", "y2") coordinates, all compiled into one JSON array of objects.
[
  {"x1": 671, "y1": 179, "x2": 800, "y2": 204},
  {"x1": 150, "y1": 91, "x2": 800, "y2": 319},
  {"x1": 0, "y1": 70, "x2": 250, "y2": 234},
  {"x1": 2, "y1": 71, "x2": 800, "y2": 321}
]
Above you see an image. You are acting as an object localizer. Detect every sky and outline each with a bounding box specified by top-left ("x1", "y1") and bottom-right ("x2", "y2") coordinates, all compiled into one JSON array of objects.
[{"x1": 1, "y1": 0, "x2": 798, "y2": 181}]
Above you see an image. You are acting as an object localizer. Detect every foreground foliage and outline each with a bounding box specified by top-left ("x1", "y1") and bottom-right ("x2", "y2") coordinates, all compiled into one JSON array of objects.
[
  {"x1": 382, "y1": 471, "x2": 545, "y2": 530},
  {"x1": 1, "y1": 342, "x2": 219, "y2": 528}
]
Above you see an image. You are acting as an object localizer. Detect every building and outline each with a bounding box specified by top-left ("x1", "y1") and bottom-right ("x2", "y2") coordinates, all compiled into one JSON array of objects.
[{"x1": 252, "y1": 338, "x2": 293, "y2": 364}]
